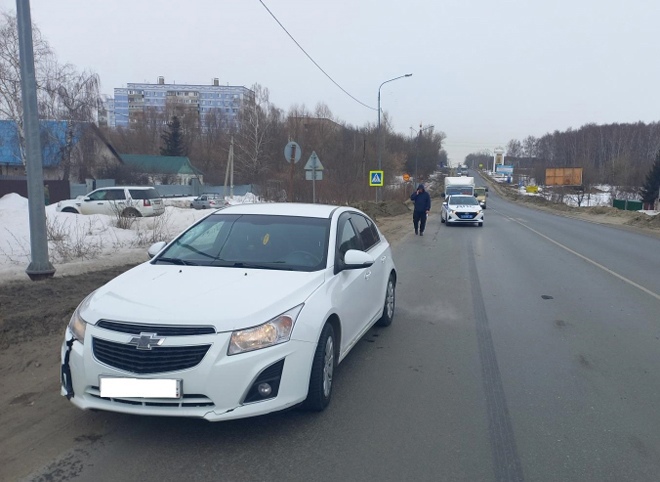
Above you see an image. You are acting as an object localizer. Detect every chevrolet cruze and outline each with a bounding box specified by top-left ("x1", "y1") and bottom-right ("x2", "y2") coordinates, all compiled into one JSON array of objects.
[{"x1": 61, "y1": 203, "x2": 396, "y2": 421}]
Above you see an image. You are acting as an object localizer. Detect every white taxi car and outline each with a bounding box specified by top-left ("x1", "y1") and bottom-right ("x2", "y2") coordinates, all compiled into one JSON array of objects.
[
  {"x1": 441, "y1": 194, "x2": 484, "y2": 226},
  {"x1": 61, "y1": 203, "x2": 396, "y2": 421}
]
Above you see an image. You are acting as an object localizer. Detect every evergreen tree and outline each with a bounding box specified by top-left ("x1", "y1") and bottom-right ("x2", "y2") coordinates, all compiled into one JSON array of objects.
[
  {"x1": 160, "y1": 116, "x2": 186, "y2": 156},
  {"x1": 640, "y1": 150, "x2": 660, "y2": 204}
]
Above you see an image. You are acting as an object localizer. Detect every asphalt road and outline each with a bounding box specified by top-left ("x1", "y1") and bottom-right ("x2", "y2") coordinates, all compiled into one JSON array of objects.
[{"x1": 26, "y1": 186, "x2": 660, "y2": 482}]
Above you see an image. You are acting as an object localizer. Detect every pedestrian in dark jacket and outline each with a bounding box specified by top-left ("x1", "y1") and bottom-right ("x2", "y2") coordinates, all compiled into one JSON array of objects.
[{"x1": 410, "y1": 183, "x2": 431, "y2": 235}]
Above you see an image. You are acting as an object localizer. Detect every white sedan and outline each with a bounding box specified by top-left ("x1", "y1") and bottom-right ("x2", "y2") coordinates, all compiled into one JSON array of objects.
[
  {"x1": 441, "y1": 194, "x2": 484, "y2": 226},
  {"x1": 61, "y1": 203, "x2": 397, "y2": 421}
]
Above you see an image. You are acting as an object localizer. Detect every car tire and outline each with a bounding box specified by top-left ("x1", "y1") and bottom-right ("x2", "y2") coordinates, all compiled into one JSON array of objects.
[
  {"x1": 441, "y1": 214, "x2": 445, "y2": 223},
  {"x1": 302, "y1": 323, "x2": 335, "y2": 412},
  {"x1": 122, "y1": 208, "x2": 141, "y2": 218},
  {"x1": 375, "y1": 274, "x2": 396, "y2": 327},
  {"x1": 478, "y1": 221, "x2": 484, "y2": 227},
  {"x1": 61, "y1": 208, "x2": 79, "y2": 214}
]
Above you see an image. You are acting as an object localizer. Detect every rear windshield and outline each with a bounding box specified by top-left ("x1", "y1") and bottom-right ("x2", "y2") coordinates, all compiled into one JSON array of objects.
[{"x1": 130, "y1": 188, "x2": 161, "y2": 200}]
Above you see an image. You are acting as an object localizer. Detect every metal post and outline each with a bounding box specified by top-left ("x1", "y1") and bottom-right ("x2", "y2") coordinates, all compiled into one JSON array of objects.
[
  {"x1": 17, "y1": 0, "x2": 55, "y2": 281},
  {"x1": 415, "y1": 123, "x2": 421, "y2": 183},
  {"x1": 377, "y1": 88, "x2": 381, "y2": 203},
  {"x1": 376, "y1": 73, "x2": 412, "y2": 203},
  {"x1": 289, "y1": 144, "x2": 296, "y2": 202},
  {"x1": 312, "y1": 164, "x2": 316, "y2": 203},
  {"x1": 229, "y1": 137, "x2": 234, "y2": 198}
]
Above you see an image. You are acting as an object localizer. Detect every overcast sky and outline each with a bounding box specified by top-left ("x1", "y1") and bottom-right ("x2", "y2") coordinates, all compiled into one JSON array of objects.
[{"x1": 7, "y1": 0, "x2": 660, "y2": 165}]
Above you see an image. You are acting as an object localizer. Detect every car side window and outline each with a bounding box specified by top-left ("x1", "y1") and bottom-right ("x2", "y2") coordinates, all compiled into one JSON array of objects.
[
  {"x1": 351, "y1": 214, "x2": 379, "y2": 251},
  {"x1": 87, "y1": 190, "x2": 107, "y2": 201},
  {"x1": 106, "y1": 190, "x2": 126, "y2": 201},
  {"x1": 336, "y1": 214, "x2": 362, "y2": 261}
]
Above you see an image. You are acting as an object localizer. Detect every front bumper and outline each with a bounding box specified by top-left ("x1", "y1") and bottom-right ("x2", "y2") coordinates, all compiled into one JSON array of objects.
[
  {"x1": 446, "y1": 210, "x2": 484, "y2": 224},
  {"x1": 61, "y1": 326, "x2": 316, "y2": 421}
]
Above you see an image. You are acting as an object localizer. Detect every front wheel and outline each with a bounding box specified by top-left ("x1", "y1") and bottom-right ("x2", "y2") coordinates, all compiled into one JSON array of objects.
[
  {"x1": 302, "y1": 323, "x2": 335, "y2": 411},
  {"x1": 376, "y1": 274, "x2": 396, "y2": 327}
]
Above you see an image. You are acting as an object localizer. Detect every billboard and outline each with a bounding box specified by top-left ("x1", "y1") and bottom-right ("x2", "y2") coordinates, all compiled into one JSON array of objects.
[
  {"x1": 545, "y1": 168, "x2": 583, "y2": 187},
  {"x1": 496, "y1": 165, "x2": 514, "y2": 175}
]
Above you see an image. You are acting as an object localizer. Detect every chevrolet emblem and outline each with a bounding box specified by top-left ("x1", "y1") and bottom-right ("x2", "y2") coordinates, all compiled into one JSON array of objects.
[{"x1": 128, "y1": 332, "x2": 165, "y2": 350}]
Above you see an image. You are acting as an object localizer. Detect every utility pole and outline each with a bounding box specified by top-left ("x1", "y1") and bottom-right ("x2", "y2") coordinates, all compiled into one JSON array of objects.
[{"x1": 17, "y1": 0, "x2": 55, "y2": 281}]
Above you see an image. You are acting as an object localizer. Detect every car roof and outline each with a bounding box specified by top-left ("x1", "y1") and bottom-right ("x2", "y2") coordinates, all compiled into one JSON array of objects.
[{"x1": 218, "y1": 202, "x2": 348, "y2": 219}]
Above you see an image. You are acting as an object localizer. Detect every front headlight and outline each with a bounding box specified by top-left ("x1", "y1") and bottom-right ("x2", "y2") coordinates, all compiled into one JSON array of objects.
[
  {"x1": 68, "y1": 293, "x2": 94, "y2": 344},
  {"x1": 68, "y1": 308, "x2": 87, "y2": 344},
  {"x1": 228, "y1": 304, "x2": 303, "y2": 355}
]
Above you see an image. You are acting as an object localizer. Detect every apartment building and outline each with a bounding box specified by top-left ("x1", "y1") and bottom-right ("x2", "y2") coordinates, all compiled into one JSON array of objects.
[{"x1": 103, "y1": 77, "x2": 254, "y2": 128}]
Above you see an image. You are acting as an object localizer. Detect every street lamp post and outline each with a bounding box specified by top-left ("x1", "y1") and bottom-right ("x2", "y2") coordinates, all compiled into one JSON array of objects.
[{"x1": 377, "y1": 73, "x2": 412, "y2": 202}]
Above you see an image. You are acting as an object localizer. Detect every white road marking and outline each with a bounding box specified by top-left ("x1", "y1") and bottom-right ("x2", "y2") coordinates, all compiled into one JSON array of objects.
[{"x1": 495, "y1": 209, "x2": 660, "y2": 302}]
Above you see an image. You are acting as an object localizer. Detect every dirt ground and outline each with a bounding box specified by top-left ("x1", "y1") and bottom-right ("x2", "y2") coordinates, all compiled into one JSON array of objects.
[{"x1": 0, "y1": 197, "x2": 658, "y2": 480}]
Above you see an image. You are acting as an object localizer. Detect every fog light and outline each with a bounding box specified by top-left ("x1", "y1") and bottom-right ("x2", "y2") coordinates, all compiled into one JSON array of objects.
[{"x1": 257, "y1": 383, "x2": 272, "y2": 397}]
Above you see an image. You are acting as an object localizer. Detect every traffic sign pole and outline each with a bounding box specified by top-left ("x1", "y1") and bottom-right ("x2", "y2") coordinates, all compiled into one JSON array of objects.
[{"x1": 289, "y1": 144, "x2": 296, "y2": 202}]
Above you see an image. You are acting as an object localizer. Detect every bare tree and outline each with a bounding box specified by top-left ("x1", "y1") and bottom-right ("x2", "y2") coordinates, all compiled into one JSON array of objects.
[
  {"x1": 506, "y1": 139, "x2": 523, "y2": 158},
  {"x1": 234, "y1": 84, "x2": 280, "y2": 185},
  {"x1": 0, "y1": 11, "x2": 56, "y2": 165}
]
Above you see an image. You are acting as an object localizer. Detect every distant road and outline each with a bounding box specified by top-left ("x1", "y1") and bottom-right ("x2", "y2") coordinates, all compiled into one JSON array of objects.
[{"x1": 26, "y1": 185, "x2": 660, "y2": 481}]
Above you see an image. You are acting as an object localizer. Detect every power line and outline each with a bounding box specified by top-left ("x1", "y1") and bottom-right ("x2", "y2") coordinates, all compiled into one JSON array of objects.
[{"x1": 258, "y1": 0, "x2": 376, "y2": 111}]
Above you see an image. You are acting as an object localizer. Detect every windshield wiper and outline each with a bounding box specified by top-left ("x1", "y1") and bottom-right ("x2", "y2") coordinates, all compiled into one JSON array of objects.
[
  {"x1": 228, "y1": 261, "x2": 295, "y2": 271},
  {"x1": 154, "y1": 257, "x2": 197, "y2": 266},
  {"x1": 175, "y1": 242, "x2": 215, "y2": 259}
]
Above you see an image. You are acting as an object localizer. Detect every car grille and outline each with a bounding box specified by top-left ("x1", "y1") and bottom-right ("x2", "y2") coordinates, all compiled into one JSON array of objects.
[
  {"x1": 456, "y1": 212, "x2": 477, "y2": 219},
  {"x1": 93, "y1": 337, "x2": 211, "y2": 374},
  {"x1": 97, "y1": 320, "x2": 215, "y2": 336}
]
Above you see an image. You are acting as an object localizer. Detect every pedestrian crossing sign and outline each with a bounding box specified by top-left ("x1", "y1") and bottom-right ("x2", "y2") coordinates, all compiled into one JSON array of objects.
[{"x1": 369, "y1": 170, "x2": 384, "y2": 187}]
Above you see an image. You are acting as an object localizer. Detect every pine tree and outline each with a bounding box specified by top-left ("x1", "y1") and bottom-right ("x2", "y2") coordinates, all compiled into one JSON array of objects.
[
  {"x1": 640, "y1": 150, "x2": 660, "y2": 206},
  {"x1": 160, "y1": 116, "x2": 186, "y2": 156}
]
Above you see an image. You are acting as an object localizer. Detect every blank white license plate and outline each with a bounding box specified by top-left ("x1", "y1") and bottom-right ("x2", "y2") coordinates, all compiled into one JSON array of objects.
[{"x1": 99, "y1": 377, "x2": 182, "y2": 399}]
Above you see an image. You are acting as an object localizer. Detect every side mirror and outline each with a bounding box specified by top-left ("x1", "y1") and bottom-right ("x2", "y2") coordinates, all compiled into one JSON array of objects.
[
  {"x1": 340, "y1": 249, "x2": 374, "y2": 272},
  {"x1": 83, "y1": 196, "x2": 91, "y2": 202},
  {"x1": 147, "y1": 241, "x2": 167, "y2": 259}
]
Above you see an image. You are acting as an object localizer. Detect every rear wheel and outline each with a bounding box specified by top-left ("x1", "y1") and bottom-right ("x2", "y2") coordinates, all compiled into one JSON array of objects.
[
  {"x1": 376, "y1": 274, "x2": 396, "y2": 327},
  {"x1": 302, "y1": 323, "x2": 335, "y2": 411},
  {"x1": 121, "y1": 208, "x2": 141, "y2": 218}
]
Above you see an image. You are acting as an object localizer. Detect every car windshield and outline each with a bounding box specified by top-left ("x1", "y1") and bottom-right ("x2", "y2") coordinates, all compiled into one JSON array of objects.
[
  {"x1": 450, "y1": 196, "x2": 478, "y2": 205},
  {"x1": 154, "y1": 213, "x2": 330, "y2": 272}
]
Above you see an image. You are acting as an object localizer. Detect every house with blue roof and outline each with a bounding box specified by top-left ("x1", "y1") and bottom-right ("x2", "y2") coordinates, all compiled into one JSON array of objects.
[{"x1": 0, "y1": 120, "x2": 123, "y2": 181}]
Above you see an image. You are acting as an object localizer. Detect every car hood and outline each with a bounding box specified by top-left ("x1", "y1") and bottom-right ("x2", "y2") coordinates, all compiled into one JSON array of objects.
[
  {"x1": 449, "y1": 204, "x2": 481, "y2": 211},
  {"x1": 81, "y1": 263, "x2": 326, "y2": 332}
]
